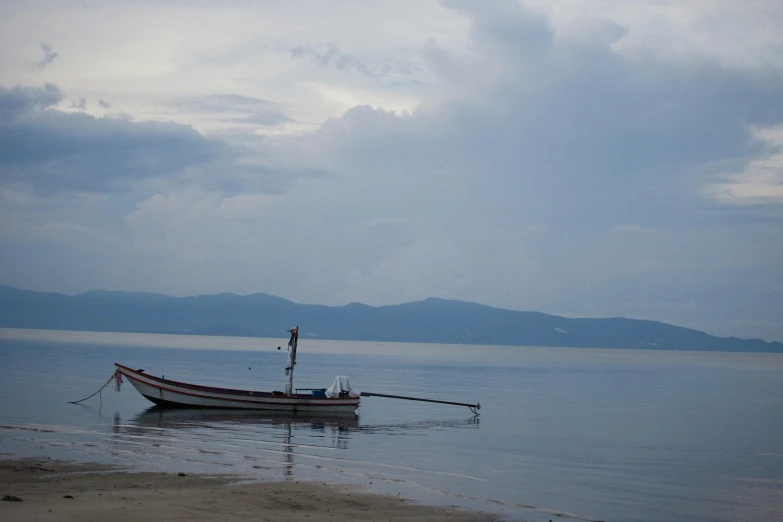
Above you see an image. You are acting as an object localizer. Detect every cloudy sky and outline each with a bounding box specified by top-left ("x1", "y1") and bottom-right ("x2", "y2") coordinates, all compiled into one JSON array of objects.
[{"x1": 1, "y1": 0, "x2": 782, "y2": 341}]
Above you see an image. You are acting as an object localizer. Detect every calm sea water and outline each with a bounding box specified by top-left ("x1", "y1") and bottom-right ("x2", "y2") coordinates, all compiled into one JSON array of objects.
[{"x1": 1, "y1": 328, "x2": 782, "y2": 522}]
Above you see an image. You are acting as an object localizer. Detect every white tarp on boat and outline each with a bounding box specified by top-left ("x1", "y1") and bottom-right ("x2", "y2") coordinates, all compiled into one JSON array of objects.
[{"x1": 326, "y1": 376, "x2": 359, "y2": 398}]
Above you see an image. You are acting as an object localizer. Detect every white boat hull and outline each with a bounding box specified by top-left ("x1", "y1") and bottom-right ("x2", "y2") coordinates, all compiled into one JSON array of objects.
[{"x1": 115, "y1": 364, "x2": 360, "y2": 413}]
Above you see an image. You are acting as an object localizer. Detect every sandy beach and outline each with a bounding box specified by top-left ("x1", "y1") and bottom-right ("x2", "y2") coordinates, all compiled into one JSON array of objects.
[{"x1": 0, "y1": 458, "x2": 498, "y2": 521}]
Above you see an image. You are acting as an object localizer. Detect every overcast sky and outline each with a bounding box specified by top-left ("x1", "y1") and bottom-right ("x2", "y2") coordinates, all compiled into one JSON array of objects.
[{"x1": 1, "y1": 0, "x2": 782, "y2": 341}]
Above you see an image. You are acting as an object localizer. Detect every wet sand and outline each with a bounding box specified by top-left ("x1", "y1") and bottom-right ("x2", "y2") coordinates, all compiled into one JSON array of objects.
[{"x1": 0, "y1": 458, "x2": 498, "y2": 521}]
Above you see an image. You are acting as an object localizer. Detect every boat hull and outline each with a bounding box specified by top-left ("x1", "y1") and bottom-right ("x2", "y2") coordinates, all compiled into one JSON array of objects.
[{"x1": 115, "y1": 364, "x2": 360, "y2": 413}]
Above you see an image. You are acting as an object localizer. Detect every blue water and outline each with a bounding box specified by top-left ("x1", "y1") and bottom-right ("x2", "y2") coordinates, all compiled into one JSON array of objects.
[{"x1": 1, "y1": 329, "x2": 782, "y2": 522}]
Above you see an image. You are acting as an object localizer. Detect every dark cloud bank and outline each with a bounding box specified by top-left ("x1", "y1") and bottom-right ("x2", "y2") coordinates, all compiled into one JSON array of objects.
[{"x1": 0, "y1": 84, "x2": 228, "y2": 194}]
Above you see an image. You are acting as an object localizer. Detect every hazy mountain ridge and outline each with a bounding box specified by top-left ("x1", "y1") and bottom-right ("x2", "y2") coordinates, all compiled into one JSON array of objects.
[{"x1": 0, "y1": 286, "x2": 780, "y2": 352}]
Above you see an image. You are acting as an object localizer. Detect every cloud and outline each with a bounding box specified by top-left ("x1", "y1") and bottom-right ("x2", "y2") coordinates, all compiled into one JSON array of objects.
[
  {"x1": 171, "y1": 93, "x2": 294, "y2": 128},
  {"x1": 0, "y1": 85, "x2": 317, "y2": 196},
  {"x1": 233, "y1": 111, "x2": 291, "y2": 126},
  {"x1": 70, "y1": 98, "x2": 86, "y2": 110},
  {"x1": 294, "y1": 2, "x2": 783, "y2": 233},
  {"x1": 290, "y1": 44, "x2": 375, "y2": 76},
  {"x1": 188, "y1": 163, "x2": 333, "y2": 195},
  {"x1": 443, "y1": 0, "x2": 554, "y2": 55},
  {"x1": 33, "y1": 42, "x2": 58, "y2": 70},
  {"x1": 703, "y1": 126, "x2": 783, "y2": 206},
  {"x1": 174, "y1": 93, "x2": 283, "y2": 113},
  {"x1": 288, "y1": 43, "x2": 419, "y2": 78},
  {"x1": 0, "y1": 83, "x2": 61, "y2": 117},
  {"x1": 0, "y1": 83, "x2": 229, "y2": 194}
]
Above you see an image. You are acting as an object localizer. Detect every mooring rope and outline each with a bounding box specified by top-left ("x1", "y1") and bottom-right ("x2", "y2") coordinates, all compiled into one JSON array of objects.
[{"x1": 68, "y1": 369, "x2": 118, "y2": 405}]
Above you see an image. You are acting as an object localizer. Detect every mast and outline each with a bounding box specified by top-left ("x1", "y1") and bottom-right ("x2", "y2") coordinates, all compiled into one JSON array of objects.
[{"x1": 284, "y1": 326, "x2": 298, "y2": 396}]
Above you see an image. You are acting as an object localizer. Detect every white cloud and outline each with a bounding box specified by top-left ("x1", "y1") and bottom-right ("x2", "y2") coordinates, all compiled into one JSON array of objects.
[
  {"x1": 703, "y1": 125, "x2": 783, "y2": 205},
  {"x1": 528, "y1": 0, "x2": 783, "y2": 70}
]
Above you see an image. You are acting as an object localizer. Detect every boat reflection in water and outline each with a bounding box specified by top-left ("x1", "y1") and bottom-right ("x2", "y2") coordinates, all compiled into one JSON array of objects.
[
  {"x1": 110, "y1": 407, "x2": 359, "y2": 476},
  {"x1": 127, "y1": 406, "x2": 359, "y2": 431}
]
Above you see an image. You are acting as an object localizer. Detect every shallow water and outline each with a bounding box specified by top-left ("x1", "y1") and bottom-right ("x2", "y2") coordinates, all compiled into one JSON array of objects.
[{"x1": 1, "y1": 328, "x2": 782, "y2": 522}]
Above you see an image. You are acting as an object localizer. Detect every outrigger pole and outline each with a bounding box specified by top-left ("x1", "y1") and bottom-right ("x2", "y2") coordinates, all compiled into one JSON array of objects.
[{"x1": 360, "y1": 392, "x2": 480, "y2": 415}]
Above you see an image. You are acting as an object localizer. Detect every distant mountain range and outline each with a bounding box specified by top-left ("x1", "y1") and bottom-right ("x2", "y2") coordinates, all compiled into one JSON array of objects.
[{"x1": 0, "y1": 285, "x2": 780, "y2": 353}]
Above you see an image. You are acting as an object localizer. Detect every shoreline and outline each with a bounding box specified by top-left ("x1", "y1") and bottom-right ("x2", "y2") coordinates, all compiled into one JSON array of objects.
[{"x1": 0, "y1": 458, "x2": 498, "y2": 521}]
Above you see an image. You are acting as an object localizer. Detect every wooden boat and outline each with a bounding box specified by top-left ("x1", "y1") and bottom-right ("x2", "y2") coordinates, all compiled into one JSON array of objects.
[{"x1": 114, "y1": 326, "x2": 361, "y2": 413}]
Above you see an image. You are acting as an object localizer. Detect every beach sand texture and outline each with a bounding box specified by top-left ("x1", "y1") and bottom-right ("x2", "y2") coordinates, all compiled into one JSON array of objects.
[{"x1": 0, "y1": 459, "x2": 497, "y2": 521}]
